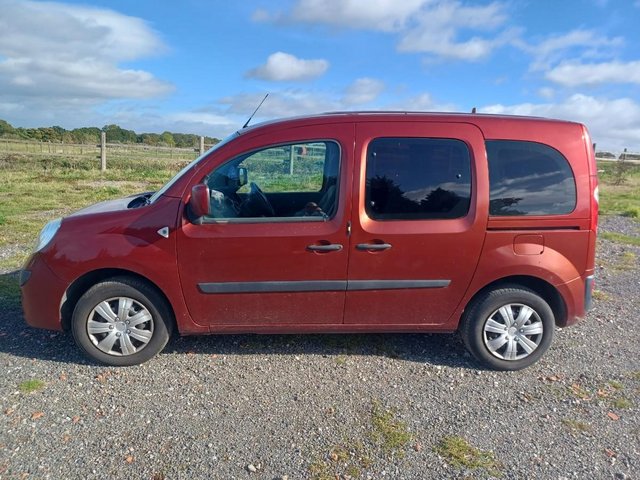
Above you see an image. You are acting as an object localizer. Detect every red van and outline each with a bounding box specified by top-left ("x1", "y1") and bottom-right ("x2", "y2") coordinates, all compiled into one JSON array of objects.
[{"x1": 20, "y1": 112, "x2": 598, "y2": 370}]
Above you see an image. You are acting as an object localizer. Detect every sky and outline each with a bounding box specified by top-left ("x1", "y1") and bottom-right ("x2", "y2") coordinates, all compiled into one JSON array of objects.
[{"x1": 0, "y1": 0, "x2": 639, "y2": 152}]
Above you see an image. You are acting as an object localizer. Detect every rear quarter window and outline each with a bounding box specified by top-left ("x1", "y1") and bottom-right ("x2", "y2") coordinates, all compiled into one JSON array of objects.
[{"x1": 486, "y1": 140, "x2": 576, "y2": 216}]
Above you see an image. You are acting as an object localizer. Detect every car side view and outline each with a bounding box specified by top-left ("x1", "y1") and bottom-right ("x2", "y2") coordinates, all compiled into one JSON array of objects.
[{"x1": 20, "y1": 112, "x2": 598, "y2": 370}]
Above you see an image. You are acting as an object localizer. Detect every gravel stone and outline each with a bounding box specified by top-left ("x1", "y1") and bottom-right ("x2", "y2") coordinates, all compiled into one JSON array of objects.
[{"x1": 0, "y1": 215, "x2": 638, "y2": 479}]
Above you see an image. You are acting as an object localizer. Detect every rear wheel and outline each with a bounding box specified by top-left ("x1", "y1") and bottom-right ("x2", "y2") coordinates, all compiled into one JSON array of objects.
[
  {"x1": 71, "y1": 277, "x2": 173, "y2": 366},
  {"x1": 460, "y1": 286, "x2": 555, "y2": 371}
]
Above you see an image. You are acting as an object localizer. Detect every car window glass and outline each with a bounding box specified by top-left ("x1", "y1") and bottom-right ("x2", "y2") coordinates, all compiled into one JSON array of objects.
[
  {"x1": 365, "y1": 137, "x2": 471, "y2": 220},
  {"x1": 486, "y1": 140, "x2": 576, "y2": 216},
  {"x1": 204, "y1": 141, "x2": 340, "y2": 221}
]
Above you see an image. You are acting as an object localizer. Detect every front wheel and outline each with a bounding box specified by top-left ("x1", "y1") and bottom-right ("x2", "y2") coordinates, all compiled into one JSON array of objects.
[
  {"x1": 71, "y1": 277, "x2": 173, "y2": 366},
  {"x1": 460, "y1": 286, "x2": 555, "y2": 371}
]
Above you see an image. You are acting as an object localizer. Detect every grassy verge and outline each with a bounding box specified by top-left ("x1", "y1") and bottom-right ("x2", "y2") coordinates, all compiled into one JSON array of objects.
[
  {"x1": 0, "y1": 153, "x2": 179, "y2": 270},
  {"x1": 597, "y1": 161, "x2": 640, "y2": 217}
]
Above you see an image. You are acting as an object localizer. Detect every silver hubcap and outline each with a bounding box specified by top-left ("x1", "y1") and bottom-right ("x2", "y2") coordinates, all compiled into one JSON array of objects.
[
  {"x1": 483, "y1": 303, "x2": 544, "y2": 361},
  {"x1": 87, "y1": 297, "x2": 154, "y2": 356}
]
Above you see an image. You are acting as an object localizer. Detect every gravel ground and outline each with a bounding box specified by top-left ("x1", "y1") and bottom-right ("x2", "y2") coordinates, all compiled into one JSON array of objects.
[{"x1": 0, "y1": 216, "x2": 638, "y2": 480}]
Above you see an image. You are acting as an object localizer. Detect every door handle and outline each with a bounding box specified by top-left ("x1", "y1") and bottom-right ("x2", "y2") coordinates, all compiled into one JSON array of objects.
[
  {"x1": 356, "y1": 243, "x2": 392, "y2": 251},
  {"x1": 307, "y1": 244, "x2": 343, "y2": 252}
]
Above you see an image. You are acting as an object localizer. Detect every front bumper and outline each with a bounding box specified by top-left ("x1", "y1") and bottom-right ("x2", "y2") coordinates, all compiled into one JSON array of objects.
[{"x1": 21, "y1": 254, "x2": 67, "y2": 331}]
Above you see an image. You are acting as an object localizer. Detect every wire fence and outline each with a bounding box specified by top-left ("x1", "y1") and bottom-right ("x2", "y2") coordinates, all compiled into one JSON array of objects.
[
  {"x1": 596, "y1": 148, "x2": 640, "y2": 163},
  {"x1": 0, "y1": 137, "x2": 214, "y2": 167}
]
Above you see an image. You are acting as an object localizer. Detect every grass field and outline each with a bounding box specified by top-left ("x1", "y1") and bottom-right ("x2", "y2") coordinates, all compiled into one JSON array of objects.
[
  {"x1": 597, "y1": 161, "x2": 640, "y2": 218},
  {"x1": 0, "y1": 152, "x2": 182, "y2": 270},
  {"x1": 0, "y1": 153, "x2": 638, "y2": 273}
]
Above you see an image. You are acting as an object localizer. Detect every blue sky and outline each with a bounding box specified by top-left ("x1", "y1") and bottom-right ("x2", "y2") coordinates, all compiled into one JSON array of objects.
[{"x1": 1, "y1": 0, "x2": 639, "y2": 152}]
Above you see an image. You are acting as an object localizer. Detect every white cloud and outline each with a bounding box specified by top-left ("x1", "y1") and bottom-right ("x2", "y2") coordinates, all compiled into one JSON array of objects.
[
  {"x1": 537, "y1": 87, "x2": 555, "y2": 99},
  {"x1": 481, "y1": 94, "x2": 640, "y2": 152},
  {"x1": 517, "y1": 29, "x2": 623, "y2": 71},
  {"x1": 217, "y1": 90, "x2": 340, "y2": 118},
  {"x1": 246, "y1": 52, "x2": 329, "y2": 82},
  {"x1": 0, "y1": 1, "x2": 182, "y2": 133},
  {"x1": 385, "y1": 93, "x2": 457, "y2": 112},
  {"x1": 546, "y1": 60, "x2": 640, "y2": 87},
  {"x1": 251, "y1": 8, "x2": 271, "y2": 22},
  {"x1": 342, "y1": 78, "x2": 385, "y2": 105},
  {"x1": 397, "y1": 1, "x2": 512, "y2": 61},
  {"x1": 209, "y1": 87, "x2": 456, "y2": 127},
  {"x1": 288, "y1": 0, "x2": 429, "y2": 32},
  {"x1": 257, "y1": 0, "x2": 514, "y2": 62},
  {"x1": 0, "y1": 0, "x2": 172, "y2": 122},
  {"x1": 196, "y1": 86, "x2": 453, "y2": 135}
]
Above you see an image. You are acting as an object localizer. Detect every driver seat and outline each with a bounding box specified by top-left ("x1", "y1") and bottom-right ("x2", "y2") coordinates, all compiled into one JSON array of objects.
[{"x1": 318, "y1": 184, "x2": 337, "y2": 216}]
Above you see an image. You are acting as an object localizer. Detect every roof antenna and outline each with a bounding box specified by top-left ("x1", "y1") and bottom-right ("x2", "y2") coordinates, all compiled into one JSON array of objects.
[
  {"x1": 471, "y1": 107, "x2": 477, "y2": 114},
  {"x1": 243, "y1": 93, "x2": 269, "y2": 128}
]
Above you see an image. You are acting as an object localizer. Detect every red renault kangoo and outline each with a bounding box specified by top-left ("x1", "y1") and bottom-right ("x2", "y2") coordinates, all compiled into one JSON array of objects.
[{"x1": 21, "y1": 112, "x2": 598, "y2": 370}]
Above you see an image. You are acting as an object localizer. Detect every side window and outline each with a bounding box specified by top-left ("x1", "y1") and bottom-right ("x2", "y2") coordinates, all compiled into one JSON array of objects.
[
  {"x1": 365, "y1": 137, "x2": 471, "y2": 220},
  {"x1": 204, "y1": 141, "x2": 340, "y2": 221},
  {"x1": 486, "y1": 140, "x2": 576, "y2": 216}
]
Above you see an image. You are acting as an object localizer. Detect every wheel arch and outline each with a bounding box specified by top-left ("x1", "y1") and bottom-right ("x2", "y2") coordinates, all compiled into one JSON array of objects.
[
  {"x1": 461, "y1": 275, "x2": 567, "y2": 328},
  {"x1": 60, "y1": 268, "x2": 177, "y2": 332}
]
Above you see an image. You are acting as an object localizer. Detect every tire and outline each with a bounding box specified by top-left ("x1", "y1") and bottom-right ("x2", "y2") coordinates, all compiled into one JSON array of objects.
[
  {"x1": 71, "y1": 277, "x2": 173, "y2": 366},
  {"x1": 460, "y1": 285, "x2": 555, "y2": 371}
]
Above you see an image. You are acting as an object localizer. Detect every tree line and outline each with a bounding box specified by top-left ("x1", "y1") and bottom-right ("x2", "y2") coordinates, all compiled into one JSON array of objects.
[{"x1": 0, "y1": 119, "x2": 219, "y2": 148}]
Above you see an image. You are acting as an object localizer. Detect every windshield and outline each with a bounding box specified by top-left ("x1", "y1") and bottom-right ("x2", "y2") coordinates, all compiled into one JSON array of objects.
[{"x1": 149, "y1": 131, "x2": 239, "y2": 204}]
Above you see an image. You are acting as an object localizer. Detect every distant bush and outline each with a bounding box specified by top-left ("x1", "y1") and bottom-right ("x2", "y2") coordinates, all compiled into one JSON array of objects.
[{"x1": 0, "y1": 118, "x2": 219, "y2": 147}]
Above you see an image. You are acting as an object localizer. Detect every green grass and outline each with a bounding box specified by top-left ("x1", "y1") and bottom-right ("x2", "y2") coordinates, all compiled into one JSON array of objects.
[
  {"x1": 307, "y1": 400, "x2": 412, "y2": 480},
  {"x1": 599, "y1": 231, "x2": 640, "y2": 246},
  {"x1": 434, "y1": 436, "x2": 502, "y2": 476},
  {"x1": 562, "y1": 419, "x2": 592, "y2": 434},
  {"x1": 335, "y1": 355, "x2": 348, "y2": 366},
  {"x1": 592, "y1": 289, "x2": 611, "y2": 302},
  {"x1": 18, "y1": 379, "x2": 45, "y2": 393},
  {"x1": 612, "y1": 397, "x2": 633, "y2": 409},
  {"x1": 608, "y1": 380, "x2": 624, "y2": 390},
  {"x1": 0, "y1": 153, "x2": 177, "y2": 270},
  {"x1": 598, "y1": 250, "x2": 637, "y2": 274},
  {"x1": 597, "y1": 162, "x2": 640, "y2": 216},
  {"x1": 370, "y1": 400, "x2": 413, "y2": 454},
  {"x1": 0, "y1": 274, "x2": 20, "y2": 308}
]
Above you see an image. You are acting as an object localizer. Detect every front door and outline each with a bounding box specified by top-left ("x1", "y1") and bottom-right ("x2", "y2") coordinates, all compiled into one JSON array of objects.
[
  {"x1": 345, "y1": 121, "x2": 488, "y2": 327},
  {"x1": 177, "y1": 124, "x2": 354, "y2": 327}
]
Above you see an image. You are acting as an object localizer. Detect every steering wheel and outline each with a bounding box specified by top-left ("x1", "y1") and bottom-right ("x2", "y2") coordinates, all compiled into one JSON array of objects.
[{"x1": 249, "y1": 182, "x2": 275, "y2": 217}]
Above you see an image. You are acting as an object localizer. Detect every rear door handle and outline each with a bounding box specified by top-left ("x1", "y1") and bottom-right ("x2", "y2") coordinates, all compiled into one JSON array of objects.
[
  {"x1": 356, "y1": 243, "x2": 392, "y2": 251},
  {"x1": 307, "y1": 244, "x2": 343, "y2": 252}
]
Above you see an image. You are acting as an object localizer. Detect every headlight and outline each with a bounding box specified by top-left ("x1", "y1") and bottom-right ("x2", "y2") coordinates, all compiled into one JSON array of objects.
[{"x1": 35, "y1": 218, "x2": 62, "y2": 252}]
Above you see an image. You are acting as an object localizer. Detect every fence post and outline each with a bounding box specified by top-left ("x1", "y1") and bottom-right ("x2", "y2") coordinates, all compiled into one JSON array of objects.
[
  {"x1": 199, "y1": 136, "x2": 205, "y2": 156},
  {"x1": 100, "y1": 132, "x2": 107, "y2": 171},
  {"x1": 289, "y1": 145, "x2": 295, "y2": 175}
]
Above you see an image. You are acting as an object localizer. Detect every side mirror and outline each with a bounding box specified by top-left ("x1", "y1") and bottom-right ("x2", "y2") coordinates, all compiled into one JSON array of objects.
[{"x1": 189, "y1": 184, "x2": 210, "y2": 218}]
